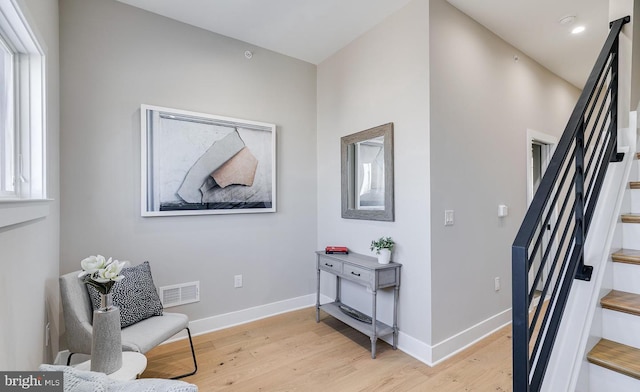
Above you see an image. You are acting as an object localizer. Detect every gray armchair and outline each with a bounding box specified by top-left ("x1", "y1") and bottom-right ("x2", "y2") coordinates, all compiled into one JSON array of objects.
[{"x1": 59, "y1": 271, "x2": 197, "y2": 379}]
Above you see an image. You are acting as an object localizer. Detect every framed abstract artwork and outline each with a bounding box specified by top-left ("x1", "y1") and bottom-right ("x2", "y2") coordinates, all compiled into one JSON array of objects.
[{"x1": 141, "y1": 105, "x2": 276, "y2": 216}]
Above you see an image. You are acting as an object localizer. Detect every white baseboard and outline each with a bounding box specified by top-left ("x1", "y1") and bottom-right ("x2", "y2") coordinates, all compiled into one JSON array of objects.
[
  {"x1": 428, "y1": 307, "x2": 512, "y2": 366},
  {"x1": 377, "y1": 308, "x2": 511, "y2": 366},
  {"x1": 167, "y1": 294, "x2": 511, "y2": 368},
  {"x1": 167, "y1": 292, "x2": 510, "y2": 369},
  {"x1": 385, "y1": 331, "x2": 433, "y2": 365},
  {"x1": 54, "y1": 295, "x2": 512, "y2": 370},
  {"x1": 164, "y1": 294, "x2": 318, "y2": 343}
]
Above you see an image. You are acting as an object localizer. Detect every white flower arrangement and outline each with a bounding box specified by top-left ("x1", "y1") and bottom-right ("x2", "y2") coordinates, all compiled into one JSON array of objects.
[{"x1": 78, "y1": 255, "x2": 127, "y2": 295}]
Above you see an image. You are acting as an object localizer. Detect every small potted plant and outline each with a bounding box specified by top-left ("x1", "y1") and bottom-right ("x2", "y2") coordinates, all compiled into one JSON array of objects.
[{"x1": 370, "y1": 236, "x2": 394, "y2": 264}]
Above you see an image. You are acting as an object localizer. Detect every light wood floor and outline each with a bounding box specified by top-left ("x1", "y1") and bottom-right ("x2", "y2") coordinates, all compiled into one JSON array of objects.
[{"x1": 142, "y1": 307, "x2": 512, "y2": 391}]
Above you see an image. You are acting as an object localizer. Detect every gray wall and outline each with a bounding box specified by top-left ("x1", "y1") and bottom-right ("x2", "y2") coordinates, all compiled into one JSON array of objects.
[
  {"x1": 59, "y1": 0, "x2": 317, "y2": 328},
  {"x1": 429, "y1": 0, "x2": 581, "y2": 344},
  {"x1": 0, "y1": 0, "x2": 60, "y2": 370},
  {"x1": 317, "y1": 0, "x2": 431, "y2": 346}
]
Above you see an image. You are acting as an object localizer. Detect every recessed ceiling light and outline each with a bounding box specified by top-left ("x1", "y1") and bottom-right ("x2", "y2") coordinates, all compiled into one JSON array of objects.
[
  {"x1": 572, "y1": 26, "x2": 586, "y2": 34},
  {"x1": 559, "y1": 15, "x2": 576, "y2": 25}
]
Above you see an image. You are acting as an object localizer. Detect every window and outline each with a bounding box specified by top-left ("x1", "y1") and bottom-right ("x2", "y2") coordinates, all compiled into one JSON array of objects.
[
  {"x1": 0, "y1": 0, "x2": 46, "y2": 201},
  {"x1": 0, "y1": 1, "x2": 48, "y2": 229},
  {"x1": 0, "y1": 35, "x2": 14, "y2": 196}
]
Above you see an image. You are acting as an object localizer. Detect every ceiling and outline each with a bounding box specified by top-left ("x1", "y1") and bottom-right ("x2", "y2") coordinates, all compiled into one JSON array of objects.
[
  {"x1": 448, "y1": 0, "x2": 609, "y2": 88},
  {"x1": 117, "y1": 0, "x2": 610, "y2": 88},
  {"x1": 116, "y1": 0, "x2": 414, "y2": 64}
]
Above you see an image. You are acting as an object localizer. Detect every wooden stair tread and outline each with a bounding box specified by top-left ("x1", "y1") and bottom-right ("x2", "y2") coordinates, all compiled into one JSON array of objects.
[
  {"x1": 621, "y1": 213, "x2": 640, "y2": 223},
  {"x1": 588, "y1": 339, "x2": 640, "y2": 380},
  {"x1": 612, "y1": 249, "x2": 640, "y2": 265},
  {"x1": 601, "y1": 290, "x2": 640, "y2": 316},
  {"x1": 631, "y1": 182, "x2": 640, "y2": 189}
]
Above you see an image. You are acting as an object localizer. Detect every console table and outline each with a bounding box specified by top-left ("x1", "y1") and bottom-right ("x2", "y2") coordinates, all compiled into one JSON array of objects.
[{"x1": 315, "y1": 250, "x2": 401, "y2": 358}]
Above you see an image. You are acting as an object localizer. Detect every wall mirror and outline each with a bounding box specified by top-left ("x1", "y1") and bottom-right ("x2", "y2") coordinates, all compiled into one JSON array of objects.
[{"x1": 341, "y1": 123, "x2": 394, "y2": 221}]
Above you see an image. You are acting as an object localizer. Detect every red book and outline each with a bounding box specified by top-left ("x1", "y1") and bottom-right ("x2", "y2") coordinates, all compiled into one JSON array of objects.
[{"x1": 325, "y1": 246, "x2": 349, "y2": 254}]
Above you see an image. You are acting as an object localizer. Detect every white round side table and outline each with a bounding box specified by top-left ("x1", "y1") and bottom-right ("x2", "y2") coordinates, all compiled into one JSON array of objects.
[{"x1": 74, "y1": 352, "x2": 147, "y2": 380}]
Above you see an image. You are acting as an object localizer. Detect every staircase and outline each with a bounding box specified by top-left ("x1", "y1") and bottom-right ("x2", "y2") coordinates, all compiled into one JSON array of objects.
[
  {"x1": 587, "y1": 161, "x2": 640, "y2": 391},
  {"x1": 511, "y1": 16, "x2": 635, "y2": 391}
]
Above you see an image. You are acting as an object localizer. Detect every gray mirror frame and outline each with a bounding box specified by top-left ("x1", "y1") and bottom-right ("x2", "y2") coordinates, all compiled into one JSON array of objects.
[{"x1": 341, "y1": 123, "x2": 394, "y2": 221}]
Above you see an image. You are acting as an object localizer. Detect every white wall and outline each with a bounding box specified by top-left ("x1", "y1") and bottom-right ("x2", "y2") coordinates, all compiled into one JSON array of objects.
[
  {"x1": 429, "y1": 0, "x2": 581, "y2": 348},
  {"x1": 59, "y1": 0, "x2": 317, "y2": 334},
  {"x1": 317, "y1": 0, "x2": 432, "y2": 358},
  {"x1": 0, "y1": 0, "x2": 60, "y2": 370}
]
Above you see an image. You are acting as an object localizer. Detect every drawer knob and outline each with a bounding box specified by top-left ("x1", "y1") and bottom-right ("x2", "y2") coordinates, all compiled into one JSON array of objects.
[
  {"x1": 325, "y1": 263, "x2": 333, "y2": 267},
  {"x1": 351, "y1": 271, "x2": 361, "y2": 277}
]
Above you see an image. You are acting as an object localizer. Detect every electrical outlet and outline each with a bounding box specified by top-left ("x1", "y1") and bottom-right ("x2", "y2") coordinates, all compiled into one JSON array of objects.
[
  {"x1": 234, "y1": 274, "x2": 243, "y2": 288},
  {"x1": 494, "y1": 277, "x2": 501, "y2": 291}
]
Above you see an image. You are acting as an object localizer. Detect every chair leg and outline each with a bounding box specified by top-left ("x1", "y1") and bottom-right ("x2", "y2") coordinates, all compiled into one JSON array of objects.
[
  {"x1": 66, "y1": 352, "x2": 76, "y2": 366},
  {"x1": 170, "y1": 327, "x2": 198, "y2": 380}
]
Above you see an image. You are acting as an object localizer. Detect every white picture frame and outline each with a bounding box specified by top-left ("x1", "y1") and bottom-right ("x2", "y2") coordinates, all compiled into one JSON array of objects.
[{"x1": 141, "y1": 104, "x2": 276, "y2": 217}]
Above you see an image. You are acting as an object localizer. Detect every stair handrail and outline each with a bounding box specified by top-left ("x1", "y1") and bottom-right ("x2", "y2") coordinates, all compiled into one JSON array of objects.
[{"x1": 512, "y1": 15, "x2": 630, "y2": 392}]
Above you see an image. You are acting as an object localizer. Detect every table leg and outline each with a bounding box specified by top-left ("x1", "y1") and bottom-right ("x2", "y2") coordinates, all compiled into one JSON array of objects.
[
  {"x1": 371, "y1": 337, "x2": 377, "y2": 359},
  {"x1": 393, "y1": 285, "x2": 399, "y2": 349},
  {"x1": 371, "y1": 289, "x2": 377, "y2": 359},
  {"x1": 316, "y1": 267, "x2": 321, "y2": 323}
]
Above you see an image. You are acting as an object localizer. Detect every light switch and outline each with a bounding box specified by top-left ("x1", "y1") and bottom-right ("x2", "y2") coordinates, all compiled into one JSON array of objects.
[
  {"x1": 445, "y1": 210, "x2": 454, "y2": 226},
  {"x1": 498, "y1": 204, "x2": 508, "y2": 217}
]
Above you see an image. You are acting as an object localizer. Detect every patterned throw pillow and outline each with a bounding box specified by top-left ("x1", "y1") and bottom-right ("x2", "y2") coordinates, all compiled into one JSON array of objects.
[{"x1": 87, "y1": 261, "x2": 163, "y2": 328}]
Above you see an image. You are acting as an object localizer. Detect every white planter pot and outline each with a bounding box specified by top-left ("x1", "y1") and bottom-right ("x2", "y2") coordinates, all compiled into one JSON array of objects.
[{"x1": 377, "y1": 249, "x2": 391, "y2": 264}]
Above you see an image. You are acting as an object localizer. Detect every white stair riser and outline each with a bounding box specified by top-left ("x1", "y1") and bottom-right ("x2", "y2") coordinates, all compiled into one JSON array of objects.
[
  {"x1": 621, "y1": 223, "x2": 640, "y2": 249},
  {"x1": 630, "y1": 189, "x2": 640, "y2": 212},
  {"x1": 589, "y1": 363, "x2": 640, "y2": 392},
  {"x1": 634, "y1": 158, "x2": 640, "y2": 178},
  {"x1": 613, "y1": 262, "x2": 640, "y2": 295},
  {"x1": 602, "y1": 309, "x2": 640, "y2": 349}
]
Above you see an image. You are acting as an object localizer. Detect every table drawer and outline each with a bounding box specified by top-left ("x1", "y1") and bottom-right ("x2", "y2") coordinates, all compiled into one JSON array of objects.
[
  {"x1": 344, "y1": 264, "x2": 371, "y2": 284},
  {"x1": 319, "y1": 259, "x2": 342, "y2": 274}
]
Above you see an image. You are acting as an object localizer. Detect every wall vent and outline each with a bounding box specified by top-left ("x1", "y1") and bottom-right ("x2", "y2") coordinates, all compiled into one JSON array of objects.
[{"x1": 159, "y1": 281, "x2": 200, "y2": 308}]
